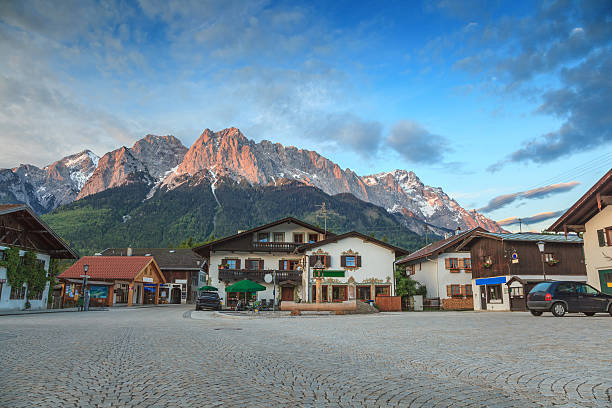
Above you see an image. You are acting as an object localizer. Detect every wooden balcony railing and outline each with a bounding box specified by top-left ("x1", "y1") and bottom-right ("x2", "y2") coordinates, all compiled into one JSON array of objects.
[
  {"x1": 219, "y1": 269, "x2": 303, "y2": 283},
  {"x1": 251, "y1": 242, "x2": 301, "y2": 251}
]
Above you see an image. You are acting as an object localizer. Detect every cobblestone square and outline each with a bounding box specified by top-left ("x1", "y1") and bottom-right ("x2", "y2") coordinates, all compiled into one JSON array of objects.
[{"x1": 0, "y1": 307, "x2": 610, "y2": 407}]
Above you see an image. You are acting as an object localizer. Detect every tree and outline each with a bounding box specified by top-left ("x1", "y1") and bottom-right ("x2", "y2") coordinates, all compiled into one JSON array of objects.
[{"x1": 394, "y1": 265, "x2": 426, "y2": 299}]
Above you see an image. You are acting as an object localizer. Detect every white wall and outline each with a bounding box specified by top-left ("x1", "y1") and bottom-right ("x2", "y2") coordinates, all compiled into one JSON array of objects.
[
  {"x1": 251, "y1": 223, "x2": 323, "y2": 243},
  {"x1": 411, "y1": 252, "x2": 473, "y2": 299},
  {"x1": 0, "y1": 245, "x2": 50, "y2": 311},
  {"x1": 303, "y1": 236, "x2": 396, "y2": 301},
  {"x1": 584, "y1": 205, "x2": 612, "y2": 291}
]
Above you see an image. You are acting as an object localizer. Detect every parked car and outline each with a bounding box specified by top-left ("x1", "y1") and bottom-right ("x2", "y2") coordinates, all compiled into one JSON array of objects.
[
  {"x1": 195, "y1": 291, "x2": 221, "y2": 311},
  {"x1": 527, "y1": 281, "x2": 612, "y2": 317}
]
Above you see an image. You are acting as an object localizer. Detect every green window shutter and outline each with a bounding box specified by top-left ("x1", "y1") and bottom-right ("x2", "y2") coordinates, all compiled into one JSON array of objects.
[{"x1": 598, "y1": 229, "x2": 606, "y2": 247}]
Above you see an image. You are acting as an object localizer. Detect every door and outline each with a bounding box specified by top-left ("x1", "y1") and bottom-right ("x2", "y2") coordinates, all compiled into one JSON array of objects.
[
  {"x1": 509, "y1": 285, "x2": 526, "y2": 311},
  {"x1": 281, "y1": 286, "x2": 294, "y2": 301},
  {"x1": 171, "y1": 287, "x2": 181, "y2": 304},
  {"x1": 480, "y1": 287, "x2": 487, "y2": 310},
  {"x1": 576, "y1": 283, "x2": 607, "y2": 312},
  {"x1": 555, "y1": 282, "x2": 579, "y2": 312},
  {"x1": 599, "y1": 270, "x2": 612, "y2": 295}
]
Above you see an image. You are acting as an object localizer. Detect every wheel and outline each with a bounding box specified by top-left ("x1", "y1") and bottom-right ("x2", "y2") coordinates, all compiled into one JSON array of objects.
[
  {"x1": 608, "y1": 304, "x2": 612, "y2": 317},
  {"x1": 195, "y1": 306, "x2": 200, "y2": 311},
  {"x1": 530, "y1": 310, "x2": 543, "y2": 316},
  {"x1": 584, "y1": 312, "x2": 596, "y2": 316},
  {"x1": 551, "y1": 302, "x2": 567, "y2": 317}
]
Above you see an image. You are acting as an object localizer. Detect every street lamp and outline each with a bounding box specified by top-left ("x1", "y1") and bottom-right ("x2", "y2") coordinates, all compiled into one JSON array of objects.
[
  {"x1": 312, "y1": 260, "x2": 325, "y2": 304},
  {"x1": 536, "y1": 241, "x2": 546, "y2": 281},
  {"x1": 80, "y1": 264, "x2": 90, "y2": 311}
]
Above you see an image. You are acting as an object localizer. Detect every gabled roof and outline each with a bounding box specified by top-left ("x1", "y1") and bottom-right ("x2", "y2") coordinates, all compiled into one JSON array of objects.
[
  {"x1": 193, "y1": 217, "x2": 332, "y2": 254},
  {"x1": 59, "y1": 256, "x2": 161, "y2": 281},
  {"x1": 548, "y1": 169, "x2": 612, "y2": 233},
  {"x1": 296, "y1": 231, "x2": 409, "y2": 256},
  {"x1": 0, "y1": 204, "x2": 78, "y2": 259},
  {"x1": 100, "y1": 248, "x2": 204, "y2": 270},
  {"x1": 455, "y1": 231, "x2": 583, "y2": 251},
  {"x1": 396, "y1": 227, "x2": 485, "y2": 264}
]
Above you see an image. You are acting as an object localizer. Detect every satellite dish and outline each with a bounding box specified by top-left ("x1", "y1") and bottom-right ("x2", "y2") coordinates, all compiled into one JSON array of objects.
[{"x1": 264, "y1": 274, "x2": 273, "y2": 283}]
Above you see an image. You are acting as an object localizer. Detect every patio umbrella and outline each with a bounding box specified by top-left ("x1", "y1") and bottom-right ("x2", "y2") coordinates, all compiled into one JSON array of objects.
[
  {"x1": 198, "y1": 285, "x2": 218, "y2": 291},
  {"x1": 225, "y1": 279, "x2": 266, "y2": 302}
]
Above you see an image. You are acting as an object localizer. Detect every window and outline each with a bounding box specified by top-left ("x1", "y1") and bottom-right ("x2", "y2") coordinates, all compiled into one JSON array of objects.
[
  {"x1": 30, "y1": 289, "x2": 44, "y2": 300},
  {"x1": 308, "y1": 233, "x2": 318, "y2": 243},
  {"x1": 341, "y1": 255, "x2": 361, "y2": 268},
  {"x1": 575, "y1": 283, "x2": 599, "y2": 295},
  {"x1": 246, "y1": 259, "x2": 263, "y2": 270},
  {"x1": 222, "y1": 259, "x2": 240, "y2": 269},
  {"x1": 0, "y1": 281, "x2": 3, "y2": 300},
  {"x1": 279, "y1": 260, "x2": 300, "y2": 270},
  {"x1": 10, "y1": 285, "x2": 26, "y2": 300},
  {"x1": 310, "y1": 254, "x2": 330, "y2": 268},
  {"x1": 357, "y1": 286, "x2": 371, "y2": 300},
  {"x1": 332, "y1": 285, "x2": 347, "y2": 301},
  {"x1": 509, "y1": 286, "x2": 523, "y2": 297},
  {"x1": 257, "y1": 232, "x2": 269, "y2": 242},
  {"x1": 597, "y1": 229, "x2": 607, "y2": 246},
  {"x1": 0, "y1": 250, "x2": 5, "y2": 261},
  {"x1": 445, "y1": 258, "x2": 459, "y2": 270},
  {"x1": 293, "y1": 233, "x2": 304, "y2": 243},
  {"x1": 465, "y1": 284, "x2": 473, "y2": 297},
  {"x1": 312, "y1": 285, "x2": 328, "y2": 302},
  {"x1": 408, "y1": 264, "x2": 415, "y2": 275},
  {"x1": 606, "y1": 228, "x2": 612, "y2": 246},
  {"x1": 544, "y1": 253, "x2": 555, "y2": 262},
  {"x1": 463, "y1": 258, "x2": 471, "y2": 270},
  {"x1": 450, "y1": 284, "x2": 462, "y2": 297},
  {"x1": 375, "y1": 285, "x2": 390, "y2": 297},
  {"x1": 486, "y1": 284, "x2": 503, "y2": 302},
  {"x1": 273, "y1": 232, "x2": 285, "y2": 242}
]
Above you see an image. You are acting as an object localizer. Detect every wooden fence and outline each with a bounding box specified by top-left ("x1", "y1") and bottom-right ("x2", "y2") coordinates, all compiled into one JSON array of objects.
[{"x1": 375, "y1": 295, "x2": 402, "y2": 312}]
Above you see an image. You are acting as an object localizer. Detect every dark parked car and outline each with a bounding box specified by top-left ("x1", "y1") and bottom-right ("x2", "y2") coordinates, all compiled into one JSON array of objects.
[
  {"x1": 527, "y1": 281, "x2": 612, "y2": 317},
  {"x1": 195, "y1": 291, "x2": 221, "y2": 311}
]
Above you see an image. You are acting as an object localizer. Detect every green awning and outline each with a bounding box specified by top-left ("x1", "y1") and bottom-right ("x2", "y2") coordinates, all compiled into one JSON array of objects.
[
  {"x1": 225, "y1": 279, "x2": 266, "y2": 293},
  {"x1": 198, "y1": 285, "x2": 218, "y2": 291},
  {"x1": 323, "y1": 270, "x2": 345, "y2": 277}
]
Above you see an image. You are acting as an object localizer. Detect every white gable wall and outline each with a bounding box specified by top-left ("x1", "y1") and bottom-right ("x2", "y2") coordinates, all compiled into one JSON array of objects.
[
  {"x1": 0, "y1": 245, "x2": 51, "y2": 311},
  {"x1": 410, "y1": 251, "x2": 473, "y2": 299}
]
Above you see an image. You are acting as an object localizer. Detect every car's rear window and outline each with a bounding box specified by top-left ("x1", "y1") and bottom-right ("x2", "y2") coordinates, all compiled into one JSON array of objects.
[
  {"x1": 200, "y1": 292, "x2": 219, "y2": 299},
  {"x1": 530, "y1": 282, "x2": 553, "y2": 293}
]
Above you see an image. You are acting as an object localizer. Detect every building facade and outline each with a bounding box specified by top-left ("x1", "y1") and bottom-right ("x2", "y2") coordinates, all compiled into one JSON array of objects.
[
  {"x1": 0, "y1": 204, "x2": 78, "y2": 311},
  {"x1": 456, "y1": 232, "x2": 586, "y2": 311},
  {"x1": 193, "y1": 218, "x2": 408, "y2": 307},
  {"x1": 100, "y1": 248, "x2": 205, "y2": 303},
  {"x1": 396, "y1": 229, "x2": 483, "y2": 310},
  {"x1": 58, "y1": 256, "x2": 166, "y2": 307},
  {"x1": 548, "y1": 169, "x2": 612, "y2": 294}
]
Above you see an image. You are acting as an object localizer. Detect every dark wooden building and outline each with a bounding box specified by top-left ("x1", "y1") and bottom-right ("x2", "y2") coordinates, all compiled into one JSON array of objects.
[{"x1": 456, "y1": 232, "x2": 586, "y2": 311}]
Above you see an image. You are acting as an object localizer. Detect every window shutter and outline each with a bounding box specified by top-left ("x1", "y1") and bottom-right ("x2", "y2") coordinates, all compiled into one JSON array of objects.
[
  {"x1": 259, "y1": 260, "x2": 264, "y2": 270},
  {"x1": 446, "y1": 285, "x2": 451, "y2": 297},
  {"x1": 221, "y1": 258, "x2": 227, "y2": 267},
  {"x1": 279, "y1": 260, "x2": 284, "y2": 270},
  {"x1": 445, "y1": 258, "x2": 450, "y2": 269},
  {"x1": 460, "y1": 285, "x2": 466, "y2": 296},
  {"x1": 324, "y1": 255, "x2": 330, "y2": 267},
  {"x1": 458, "y1": 258, "x2": 464, "y2": 269},
  {"x1": 341, "y1": 255, "x2": 346, "y2": 267},
  {"x1": 236, "y1": 259, "x2": 241, "y2": 270},
  {"x1": 356, "y1": 256, "x2": 362, "y2": 267},
  {"x1": 598, "y1": 229, "x2": 606, "y2": 247},
  {"x1": 309, "y1": 255, "x2": 316, "y2": 266}
]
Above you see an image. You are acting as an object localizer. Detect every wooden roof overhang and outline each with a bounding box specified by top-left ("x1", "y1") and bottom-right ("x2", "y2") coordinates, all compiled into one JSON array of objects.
[
  {"x1": 547, "y1": 169, "x2": 612, "y2": 234},
  {"x1": 0, "y1": 205, "x2": 78, "y2": 259},
  {"x1": 294, "y1": 231, "x2": 410, "y2": 257},
  {"x1": 396, "y1": 227, "x2": 486, "y2": 265},
  {"x1": 192, "y1": 217, "x2": 334, "y2": 257}
]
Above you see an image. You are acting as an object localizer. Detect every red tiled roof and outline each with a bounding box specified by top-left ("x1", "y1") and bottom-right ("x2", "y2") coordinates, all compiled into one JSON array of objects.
[{"x1": 59, "y1": 256, "x2": 153, "y2": 280}]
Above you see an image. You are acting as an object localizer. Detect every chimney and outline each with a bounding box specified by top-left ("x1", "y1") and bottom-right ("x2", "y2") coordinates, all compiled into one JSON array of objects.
[{"x1": 127, "y1": 247, "x2": 132, "y2": 257}]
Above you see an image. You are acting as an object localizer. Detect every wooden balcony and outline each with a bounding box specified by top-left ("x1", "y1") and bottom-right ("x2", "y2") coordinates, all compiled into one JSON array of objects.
[
  {"x1": 219, "y1": 269, "x2": 302, "y2": 283},
  {"x1": 251, "y1": 241, "x2": 301, "y2": 251}
]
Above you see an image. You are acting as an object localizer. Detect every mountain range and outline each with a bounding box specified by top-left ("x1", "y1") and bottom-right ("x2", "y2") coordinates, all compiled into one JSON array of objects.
[{"x1": 1, "y1": 127, "x2": 503, "y2": 252}]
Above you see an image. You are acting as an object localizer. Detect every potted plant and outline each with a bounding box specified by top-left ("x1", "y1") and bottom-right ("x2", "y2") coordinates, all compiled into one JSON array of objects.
[{"x1": 547, "y1": 258, "x2": 559, "y2": 266}]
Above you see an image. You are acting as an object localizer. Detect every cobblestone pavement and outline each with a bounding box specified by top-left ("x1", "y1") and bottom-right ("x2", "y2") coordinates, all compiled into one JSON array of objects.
[{"x1": 0, "y1": 307, "x2": 610, "y2": 407}]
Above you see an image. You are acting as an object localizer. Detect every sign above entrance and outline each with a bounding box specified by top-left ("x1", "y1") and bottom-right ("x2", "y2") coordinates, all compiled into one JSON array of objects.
[
  {"x1": 175, "y1": 279, "x2": 187, "y2": 284},
  {"x1": 143, "y1": 277, "x2": 153, "y2": 283},
  {"x1": 475, "y1": 277, "x2": 507, "y2": 286}
]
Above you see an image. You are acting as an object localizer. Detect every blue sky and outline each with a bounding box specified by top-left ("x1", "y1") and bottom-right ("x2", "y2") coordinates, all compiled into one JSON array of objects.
[{"x1": 1, "y1": 0, "x2": 611, "y2": 232}]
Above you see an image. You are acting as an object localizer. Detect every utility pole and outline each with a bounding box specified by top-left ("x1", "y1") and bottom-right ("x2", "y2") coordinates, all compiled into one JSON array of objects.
[
  {"x1": 518, "y1": 218, "x2": 522, "y2": 233},
  {"x1": 424, "y1": 224, "x2": 429, "y2": 245},
  {"x1": 316, "y1": 203, "x2": 328, "y2": 234}
]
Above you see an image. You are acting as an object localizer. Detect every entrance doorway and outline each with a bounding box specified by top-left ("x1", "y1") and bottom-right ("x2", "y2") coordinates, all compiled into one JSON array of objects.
[
  {"x1": 170, "y1": 287, "x2": 182, "y2": 304},
  {"x1": 357, "y1": 285, "x2": 371, "y2": 301},
  {"x1": 509, "y1": 285, "x2": 526, "y2": 311},
  {"x1": 281, "y1": 286, "x2": 294, "y2": 301},
  {"x1": 599, "y1": 269, "x2": 612, "y2": 295},
  {"x1": 480, "y1": 287, "x2": 487, "y2": 310},
  {"x1": 143, "y1": 285, "x2": 156, "y2": 304}
]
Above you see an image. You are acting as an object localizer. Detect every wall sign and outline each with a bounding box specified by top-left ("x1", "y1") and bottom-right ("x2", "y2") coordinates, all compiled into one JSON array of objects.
[{"x1": 143, "y1": 277, "x2": 154, "y2": 283}]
